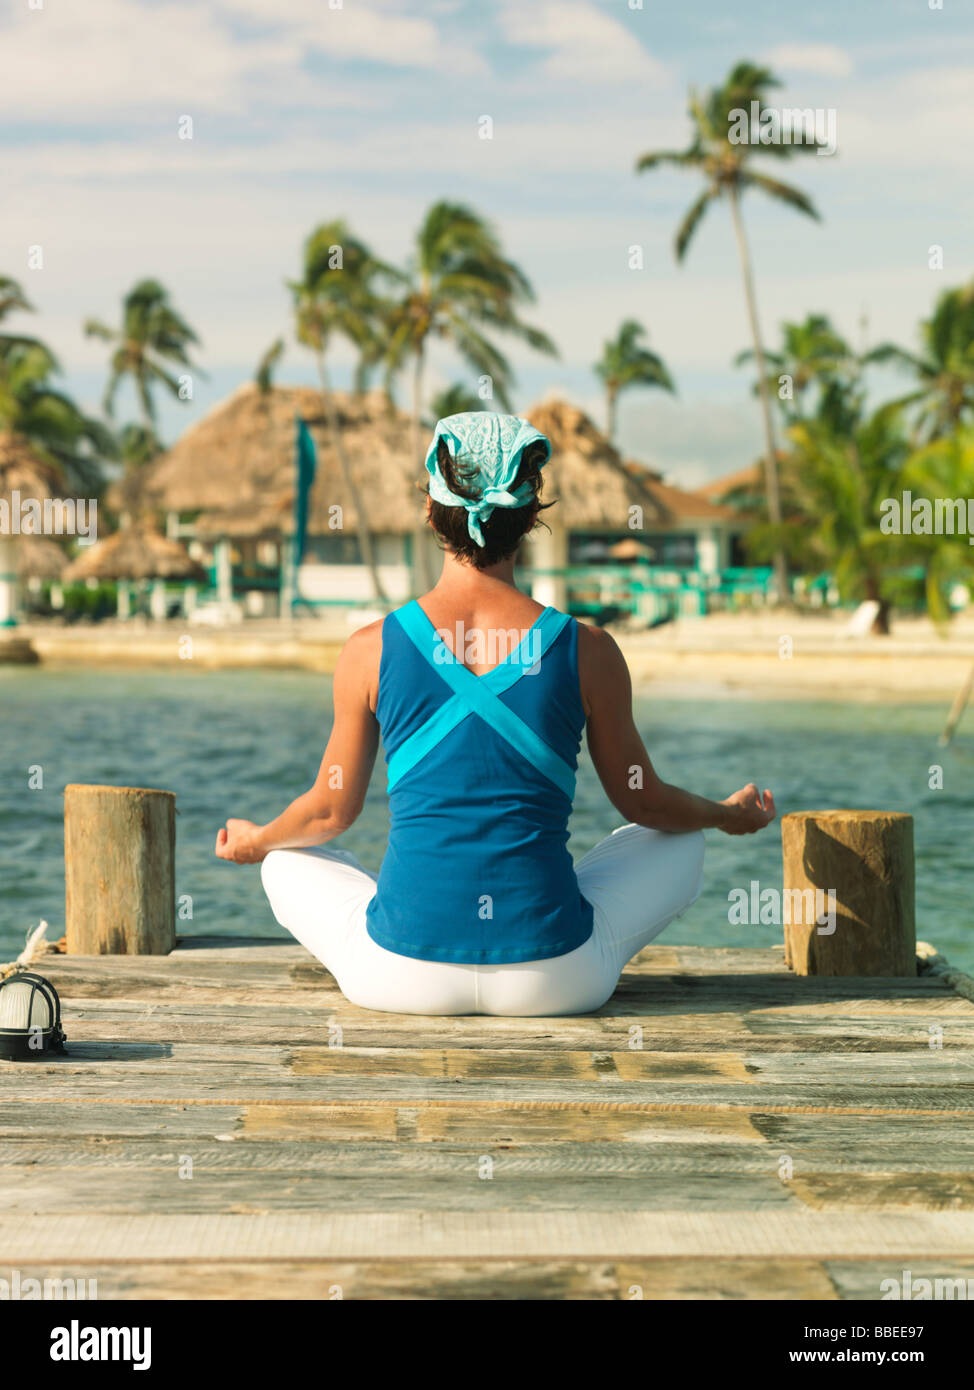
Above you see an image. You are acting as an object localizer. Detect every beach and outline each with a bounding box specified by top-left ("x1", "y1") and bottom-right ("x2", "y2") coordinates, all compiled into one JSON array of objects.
[{"x1": 14, "y1": 609, "x2": 974, "y2": 704}]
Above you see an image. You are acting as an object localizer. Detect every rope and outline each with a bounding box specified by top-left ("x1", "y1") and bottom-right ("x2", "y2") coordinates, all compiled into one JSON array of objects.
[
  {"x1": 916, "y1": 940, "x2": 974, "y2": 1005},
  {"x1": 0, "y1": 921, "x2": 58, "y2": 980}
]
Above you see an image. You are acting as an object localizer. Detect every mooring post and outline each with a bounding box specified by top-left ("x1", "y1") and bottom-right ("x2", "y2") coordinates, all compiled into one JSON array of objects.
[
  {"x1": 781, "y1": 810, "x2": 915, "y2": 977},
  {"x1": 64, "y1": 784, "x2": 176, "y2": 954}
]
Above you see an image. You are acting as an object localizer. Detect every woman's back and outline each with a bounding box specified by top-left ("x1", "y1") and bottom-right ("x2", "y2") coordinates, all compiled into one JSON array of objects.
[
  {"x1": 364, "y1": 591, "x2": 595, "y2": 964},
  {"x1": 220, "y1": 409, "x2": 772, "y2": 1016}
]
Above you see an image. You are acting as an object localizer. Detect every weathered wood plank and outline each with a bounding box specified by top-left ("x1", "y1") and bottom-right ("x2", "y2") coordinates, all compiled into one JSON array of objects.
[
  {"x1": 0, "y1": 1169, "x2": 797, "y2": 1214},
  {"x1": 7, "y1": 1209, "x2": 974, "y2": 1261},
  {"x1": 5, "y1": 1135, "x2": 974, "y2": 1176},
  {"x1": 240, "y1": 1103, "x2": 766, "y2": 1145},
  {"x1": 749, "y1": 1110, "x2": 974, "y2": 1158},
  {"x1": 56, "y1": 1002, "x2": 974, "y2": 1050},
  {"x1": 613, "y1": 1257, "x2": 838, "y2": 1301},
  {"x1": 791, "y1": 1173, "x2": 974, "y2": 1210},
  {"x1": 0, "y1": 1256, "x2": 837, "y2": 1301},
  {"x1": 6, "y1": 1070, "x2": 974, "y2": 1112},
  {"x1": 288, "y1": 1048, "x2": 753, "y2": 1082},
  {"x1": 8, "y1": 1041, "x2": 972, "y2": 1088},
  {"x1": 0, "y1": 1103, "x2": 245, "y2": 1139},
  {"x1": 826, "y1": 1261, "x2": 974, "y2": 1300}
]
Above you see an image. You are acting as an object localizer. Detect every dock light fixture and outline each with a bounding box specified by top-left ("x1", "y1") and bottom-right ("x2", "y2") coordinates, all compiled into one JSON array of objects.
[{"x1": 0, "y1": 971, "x2": 66, "y2": 1059}]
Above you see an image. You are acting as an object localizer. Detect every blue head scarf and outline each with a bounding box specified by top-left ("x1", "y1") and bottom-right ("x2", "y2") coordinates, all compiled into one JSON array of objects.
[{"x1": 425, "y1": 411, "x2": 551, "y2": 546}]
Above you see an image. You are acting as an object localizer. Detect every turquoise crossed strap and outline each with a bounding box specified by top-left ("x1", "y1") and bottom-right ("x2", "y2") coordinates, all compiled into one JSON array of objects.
[{"x1": 386, "y1": 601, "x2": 575, "y2": 798}]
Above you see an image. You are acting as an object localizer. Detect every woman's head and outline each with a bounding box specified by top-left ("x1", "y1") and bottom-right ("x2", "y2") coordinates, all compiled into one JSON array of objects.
[
  {"x1": 427, "y1": 436, "x2": 552, "y2": 568},
  {"x1": 423, "y1": 412, "x2": 555, "y2": 569}
]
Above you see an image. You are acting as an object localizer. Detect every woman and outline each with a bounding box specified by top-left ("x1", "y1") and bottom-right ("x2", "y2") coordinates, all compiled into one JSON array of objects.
[{"x1": 216, "y1": 411, "x2": 775, "y2": 1016}]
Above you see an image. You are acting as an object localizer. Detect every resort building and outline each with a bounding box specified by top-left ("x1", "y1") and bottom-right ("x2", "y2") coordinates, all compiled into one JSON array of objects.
[
  {"x1": 127, "y1": 384, "x2": 754, "y2": 625},
  {"x1": 694, "y1": 464, "x2": 764, "y2": 568},
  {"x1": 0, "y1": 432, "x2": 70, "y2": 627}
]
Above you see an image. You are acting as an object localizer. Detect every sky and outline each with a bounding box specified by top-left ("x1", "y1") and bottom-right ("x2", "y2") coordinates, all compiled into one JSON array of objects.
[{"x1": 3, "y1": 0, "x2": 973, "y2": 486}]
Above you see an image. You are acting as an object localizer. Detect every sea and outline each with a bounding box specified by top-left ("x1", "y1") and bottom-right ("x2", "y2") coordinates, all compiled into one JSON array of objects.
[{"x1": 1, "y1": 668, "x2": 970, "y2": 971}]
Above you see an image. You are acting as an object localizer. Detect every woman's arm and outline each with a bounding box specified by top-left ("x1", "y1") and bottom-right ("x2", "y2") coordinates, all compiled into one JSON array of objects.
[
  {"x1": 578, "y1": 624, "x2": 775, "y2": 836},
  {"x1": 215, "y1": 622, "x2": 381, "y2": 864}
]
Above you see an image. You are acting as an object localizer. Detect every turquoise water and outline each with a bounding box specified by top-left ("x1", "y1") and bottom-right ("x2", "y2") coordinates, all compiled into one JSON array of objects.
[{"x1": 1, "y1": 667, "x2": 971, "y2": 971}]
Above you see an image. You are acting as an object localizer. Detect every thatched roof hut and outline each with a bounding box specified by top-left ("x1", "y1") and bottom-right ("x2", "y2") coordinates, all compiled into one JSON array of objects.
[
  {"x1": 129, "y1": 386, "x2": 732, "y2": 544},
  {"x1": 15, "y1": 536, "x2": 68, "y2": 579},
  {"x1": 524, "y1": 399, "x2": 669, "y2": 529},
  {"x1": 63, "y1": 526, "x2": 207, "y2": 584},
  {"x1": 0, "y1": 432, "x2": 61, "y2": 502},
  {"x1": 139, "y1": 384, "x2": 424, "y2": 537}
]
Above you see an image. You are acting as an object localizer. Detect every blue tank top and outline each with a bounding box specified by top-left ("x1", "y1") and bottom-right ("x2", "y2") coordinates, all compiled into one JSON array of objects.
[{"x1": 365, "y1": 600, "x2": 595, "y2": 964}]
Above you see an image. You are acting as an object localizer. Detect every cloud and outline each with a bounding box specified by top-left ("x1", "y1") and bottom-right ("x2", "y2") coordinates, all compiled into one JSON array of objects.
[
  {"x1": 763, "y1": 43, "x2": 854, "y2": 79},
  {"x1": 0, "y1": 1, "x2": 298, "y2": 116},
  {"x1": 499, "y1": 0, "x2": 669, "y2": 85},
  {"x1": 221, "y1": 0, "x2": 485, "y2": 73},
  {"x1": 1, "y1": 110, "x2": 683, "y2": 184},
  {"x1": 0, "y1": 0, "x2": 483, "y2": 119},
  {"x1": 820, "y1": 65, "x2": 974, "y2": 171}
]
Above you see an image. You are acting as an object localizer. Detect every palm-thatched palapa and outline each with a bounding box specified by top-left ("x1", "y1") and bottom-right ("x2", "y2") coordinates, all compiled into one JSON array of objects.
[
  {"x1": 133, "y1": 384, "x2": 425, "y2": 538},
  {"x1": 111, "y1": 385, "x2": 739, "y2": 623},
  {"x1": 15, "y1": 536, "x2": 68, "y2": 579},
  {"x1": 0, "y1": 431, "x2": 62, "y2": 504},
  {"x1": 63, "y1": 525, "x2": 207, "y2": 584},
  {"x1": 130, "y1": 384, "x2": 730, "y2": 540}
]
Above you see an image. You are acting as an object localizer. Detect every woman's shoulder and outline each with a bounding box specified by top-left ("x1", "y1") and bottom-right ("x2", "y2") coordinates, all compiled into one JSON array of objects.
[
  {"x1": 574, "y1": 621, "x2": 629, "y2": 716},
  {"x1": 336, "y1": 618, "x2": 385, "y2": 713},
  {"x1": 342, "y1": 617, "x2": 385, "y2": 658},
  {"x1": 337, "y1": 617, "x2": 385, "y2": 680},
  {"x1": 574, "y1": 618, "x2": 620, "y2": 657}
]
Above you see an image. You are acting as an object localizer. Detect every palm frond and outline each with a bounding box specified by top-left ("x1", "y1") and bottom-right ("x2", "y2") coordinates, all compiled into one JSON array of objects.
[
  {"x1": 741, "y1": 172, "x2": 820, "y2": 219},
  {"x1": 675, "y1": 188, "x2": 717, "y2": 260}
]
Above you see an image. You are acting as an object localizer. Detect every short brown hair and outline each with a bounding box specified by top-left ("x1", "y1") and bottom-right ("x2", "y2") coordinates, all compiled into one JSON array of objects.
[{"x1": 427, "y1": 438, "x2": 554, "y2": 569}]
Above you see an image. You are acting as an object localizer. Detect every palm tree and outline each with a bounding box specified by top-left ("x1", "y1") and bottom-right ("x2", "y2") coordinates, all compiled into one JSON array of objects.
[
  {"x1": 900, "y1": 427, "x2": 974, "y2": 623},
  {"x1": 117, "y1": 423, "x2": 162, "y2": 472},
  {"x1": 0, "y1": 277, "x2": 51, "y2": 357},
  {"x1": 780, "y1": 404, "x2": 910, "y2": 634},
  {"x1": 254, "y1": 338, "x2": 286, "y2": 397},
  {"x1": 289, "y1": 220, "x2": 399, "y2": 605},
  {"x1": 636, "y1": 61, "x2": 824, "y2": 602},
  {"x1": 0, "y1": 340, "x2": 115, "y2": 495},
  {"x1": 424, "y1": 382, "x2": 485, "y2": 428},
  {"x1": 595, "y1": 320, "x2": 674, "y2": 441},
  {"x1": 865, "y1": 282, "x2": 974, "y2": 440},
  {"x1": 386, "y1": 202, "x2": 556, "y2": 585},
  {"x1": 735, "y1": 313, "x2": 852, "y2": 424},
  {"x1": 1, "y1": 282, "x2": 115, "y2": 494},
  {"x1": 84, "y1": 279, "x2": 201, "y2": 436}
]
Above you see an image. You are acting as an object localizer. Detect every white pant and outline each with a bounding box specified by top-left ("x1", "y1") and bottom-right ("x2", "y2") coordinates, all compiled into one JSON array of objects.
[{"x1": 261, "y1": 824, "x2": 704, "y2": 1017}]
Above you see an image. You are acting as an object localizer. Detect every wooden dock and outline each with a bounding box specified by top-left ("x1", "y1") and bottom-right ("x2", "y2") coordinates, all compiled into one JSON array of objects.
[{"x1": 3, "y1": 938, "x2": 974, "y2": 1300}]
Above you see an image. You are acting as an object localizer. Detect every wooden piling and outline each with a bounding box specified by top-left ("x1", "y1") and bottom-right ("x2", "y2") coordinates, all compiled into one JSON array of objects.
[
  {"x1": 64, "y1": 784, "x2": 175, "y2": 955},
  {"x1": 781, "y1": 810, "x2": 915, "y2": 977}
]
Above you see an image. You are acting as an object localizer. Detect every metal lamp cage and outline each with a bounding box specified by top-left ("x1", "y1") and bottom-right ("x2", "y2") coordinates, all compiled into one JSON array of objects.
[{"x1": 0, "y1": 971, "x2": 67, "y2": 1059}]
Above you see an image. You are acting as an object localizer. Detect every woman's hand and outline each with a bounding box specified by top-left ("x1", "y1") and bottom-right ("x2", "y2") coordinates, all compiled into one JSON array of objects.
[
  {"x1": 720, "y1": 783, "x2": 776, "y2": 835},
  {"x1": 215, "y1": 819, "x2": 267, "y2": 864}
]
